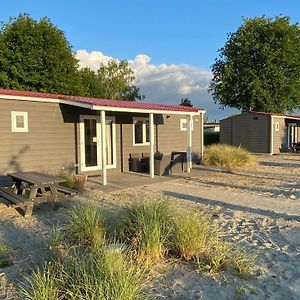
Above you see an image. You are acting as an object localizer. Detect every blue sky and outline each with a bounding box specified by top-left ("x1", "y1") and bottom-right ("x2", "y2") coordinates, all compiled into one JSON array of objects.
[{"x1": 1, "y1": 1, "x2": 300, "y2": 120}]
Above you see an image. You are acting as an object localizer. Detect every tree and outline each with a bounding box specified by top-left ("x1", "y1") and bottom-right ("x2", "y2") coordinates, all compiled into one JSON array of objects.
[
  {"x1": 180, "y1": 97, "x2": 193, "y2": 107},
  {"x1": 0, "y1": 14, "x2": 81, "y2": 94},
  {"x1": 79, "y1": 59, "x2": 144, "y2": 101},
  {"x1": 97, "y1": 59, "x2": 144, "y2": 101},
  {"x1": 210, "y1": 16, "x2": 300, "y2": 113}
]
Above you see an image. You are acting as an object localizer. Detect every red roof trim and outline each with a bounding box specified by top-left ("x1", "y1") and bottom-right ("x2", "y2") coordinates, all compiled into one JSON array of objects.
[
  {"x1": 249, "y1": 111, "x2": 300, "y2": 119},
  {"x1": 0, "y1": 88, "x2": 203, "y2": 113}
]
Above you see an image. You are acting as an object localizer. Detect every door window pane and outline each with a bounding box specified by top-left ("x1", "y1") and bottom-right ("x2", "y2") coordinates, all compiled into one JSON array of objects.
[
  {"x1": 84, "y1": 119, "x2": 97, "y2": 167},
  {"x1": 106, "y1": 121, "x2": 113, "y2": 165}
]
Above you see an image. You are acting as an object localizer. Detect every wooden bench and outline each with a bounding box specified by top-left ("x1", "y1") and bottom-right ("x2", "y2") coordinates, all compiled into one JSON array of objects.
[
  {"x1": 57, "y1": 186, "x2": 77, "y2": 196},
  {"x1": 0, "y1": 187, "x2": 34, "y2": 216}
]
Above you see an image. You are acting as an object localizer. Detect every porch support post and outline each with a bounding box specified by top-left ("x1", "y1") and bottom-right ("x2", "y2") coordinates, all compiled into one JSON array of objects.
[
  {"x1": 149, "y1": 113, "x2": 155, "y2": 178},
  {"x1": 187, "y1": 114, "x2": 192, "y2": 172},
  {"x1": 100, "y1": 110, "x2": 107, "y2": 185}
]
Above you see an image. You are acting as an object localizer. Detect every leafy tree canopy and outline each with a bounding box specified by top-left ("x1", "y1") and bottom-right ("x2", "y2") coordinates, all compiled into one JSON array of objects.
[
  {"x1": 79, "y1": 59, "x2": 144, "y2": 101},
  {"x1": 180, "y1": 97, "x2": 193, "y2": 107},
  {"x1": 210, "y1": 16, "x2": 300, "y2": 113},
  {"x1": 0, "y1": 14, "x2": 81, "y2": 95}
]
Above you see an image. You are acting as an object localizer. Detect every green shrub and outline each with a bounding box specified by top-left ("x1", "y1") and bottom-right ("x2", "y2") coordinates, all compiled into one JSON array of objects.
[
  {"x1": 0, "y1": 243, "x2": 12, "y2": 268},
  {"x1": 204, "y1": 132, "x2": 220, "y2": 146},
  {"x1": 203, "y1": 144, "x2": 256, "y2": 169},
  {"x1": 58, "y1": 171, "x2": 75, "y2": 189},
  {"x1": 118, "y1": 199, "x2": 173, "y2": 264},
  {"x1": 172, "y1": 212, "x2": 211, "y2": 261},
  {"x1": 20, "y1": 264, "x2": 60, "y2": 300},
  {"x1": 61, "y1": 203, "x2": 106, "y2": 248}
]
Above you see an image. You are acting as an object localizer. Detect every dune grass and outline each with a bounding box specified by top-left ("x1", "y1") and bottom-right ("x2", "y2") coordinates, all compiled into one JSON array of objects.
[
  {"x1": 118, "y1": 199, "x2": 173, "y2": 264},
  {"x1": 21, "y1": 264, "x2": 60, "y2": 300},
  {"x1": 20, "y1": 199, "x2": 257, "y2": 299},
  {"x1": 203, "y1": 144, "x2": 256, "y2": 169},
  {"x1": 60, "y1": 203, "x2": 106, "y2": 248},
  {"x1": 172, "y1": 212, "x2": 211, "y2": 261}
]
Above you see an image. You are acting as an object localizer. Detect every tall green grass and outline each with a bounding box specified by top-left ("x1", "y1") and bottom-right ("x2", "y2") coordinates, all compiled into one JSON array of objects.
[
  {"x1": 21, "y1": 249, "x2": 146, "y2": 300},
  {"x1": 118, "y1": 199, "x2": 173, "y2": 264},
  {"x1": 172, "y1": 212, "x2": 211, "y2": 261},
  {"x1": 21, "y1": 264, "x2": 60, "y2": 300},
  {"x1": 203, "y1": 144, "x2": 256, "y2": 169},
  {"x1": 62, "y1": 203, "x2": 105, "y2": 248}
]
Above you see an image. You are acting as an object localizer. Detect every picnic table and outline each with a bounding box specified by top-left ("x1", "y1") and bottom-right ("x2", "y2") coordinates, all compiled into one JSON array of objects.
[{"x1": 0, "y1": 171, "x2": 76, "y2": 217}]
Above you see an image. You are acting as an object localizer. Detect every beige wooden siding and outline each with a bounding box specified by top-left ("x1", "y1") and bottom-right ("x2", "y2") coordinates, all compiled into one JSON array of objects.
[
  {"x1": 220, "y1": 113, "x2": 270, "y2": 153},
  {"x1": 120, "y1": 113, "x2": 202, "y2": 172},
  {"x1": 0, "y1": 99, "x2": 203, "y2": 175},
  {"x1": 0, "y1": 100, "x2": 76, "y2": 173},
  {"x1": 272, "y1": 117, "x2": 287, "y2": 154}
]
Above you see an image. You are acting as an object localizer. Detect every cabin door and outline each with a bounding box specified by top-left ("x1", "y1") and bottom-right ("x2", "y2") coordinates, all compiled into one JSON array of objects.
[
  {"x1": 80, "y1": 115, "x2": 116, "y2": 172},
  {"x1": 287, "y1": 123, "x2": 297, "y2": 148}
]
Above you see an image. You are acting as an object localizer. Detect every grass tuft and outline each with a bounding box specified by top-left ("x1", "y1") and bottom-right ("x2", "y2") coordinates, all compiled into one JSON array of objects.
[
  {"x1": 203, "y1": 144, "x2": 256, "y2": 169},
  {"x1": 0, "y1": 243, "x2": 12, "y2": 268},
  {"x1": 61, "y1": 203, "x2": 106, "y2": 248},
  {"x1": 20, "y1": 264, "x2": 60, "y2": 300},
  {"x1": 118, "y1": 199, "x2": 172, "y2": 264},
  {"x1": 172, "y1": 212, "x2": 211, "y2": 261},
  {"x1": 230, "y1": 249, "x2": 258, "y2": 278}
]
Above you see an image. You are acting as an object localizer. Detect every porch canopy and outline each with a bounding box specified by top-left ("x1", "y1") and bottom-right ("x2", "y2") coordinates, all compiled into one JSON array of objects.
[{"x1": 0, "y1": 89, "x2": 205, "y2": 185}]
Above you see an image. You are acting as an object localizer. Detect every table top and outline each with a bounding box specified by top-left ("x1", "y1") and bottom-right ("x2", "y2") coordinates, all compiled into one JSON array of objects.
[{"x1": 7, "y1": 171, "x2": 64, "y2": 185}]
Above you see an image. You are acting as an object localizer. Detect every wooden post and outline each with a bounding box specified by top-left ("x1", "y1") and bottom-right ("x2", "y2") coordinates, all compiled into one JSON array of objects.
[
  {"x1": 149, "y1": 113, "x2": 155, "y2": 178},
  {"x1": 101, "y1": 110, "x2": 107, "y2": 185},
  {"x1": 187, "y1": 114, "x2": 192, "y2": 172}
]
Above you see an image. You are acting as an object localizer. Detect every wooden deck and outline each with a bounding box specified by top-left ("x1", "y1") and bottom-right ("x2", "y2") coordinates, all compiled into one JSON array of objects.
[{"x1": 86, "y1": 172, "x2": 177, "y2": 193}]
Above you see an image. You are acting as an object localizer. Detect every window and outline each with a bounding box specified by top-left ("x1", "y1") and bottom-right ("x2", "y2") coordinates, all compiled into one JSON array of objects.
[
  {"x1": 133, "y1": 117, "x2": 150, "y2": 145},
  {"x1": 11, "y1": 111, "x2": 28, "y2": 132},
  {"x1": 180, "y1": 118, "x2": 193, "y2": 131},
  {"x1": 275, "y1": 122, "x2": 280, "y2": 131}
]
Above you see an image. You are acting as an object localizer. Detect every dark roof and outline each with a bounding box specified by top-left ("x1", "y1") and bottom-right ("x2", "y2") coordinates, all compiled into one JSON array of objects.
[{"x1": 0, "y1": 88, "x2": 204, "y2": 113}]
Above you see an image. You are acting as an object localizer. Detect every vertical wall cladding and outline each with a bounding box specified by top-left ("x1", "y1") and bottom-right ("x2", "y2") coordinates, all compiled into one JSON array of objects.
[
  {"x1": 220, "y1": 113, "x2": 270, "y2": 153},
  {"x1": 272, "y1": 117, "x2": 287, "y2": 154},
  {"x1": 0, "y1": 100, "x2": 78, "y2": 174},
  {"x1": 220, "y1": 118, "x2": 233, "y2": 144},
  {"x1": 119, "y1": 113, "x2": 202, "y2": 172}
]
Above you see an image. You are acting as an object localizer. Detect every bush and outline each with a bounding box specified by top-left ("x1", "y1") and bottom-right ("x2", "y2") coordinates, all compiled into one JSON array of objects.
[
  {"x1": 203, "y1": 144, "x2": 256, "y2": 169},
  {"x1": 60, "y1": 203, "x2": 106, "y2": 248},
  {"x1": 58, "y1": 171, "x2": 75, "y2": 189},
  {"x1": 118, "y1": 199, "x2": 173, "y2": 264},
  {"x1": 172, "y1": 212, "x2": 211, "y2": 261}
]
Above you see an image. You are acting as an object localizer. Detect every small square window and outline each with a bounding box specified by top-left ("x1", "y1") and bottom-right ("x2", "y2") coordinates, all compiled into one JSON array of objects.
[
  {"x1": 180, "y1": 118, "x2": 194, "y2": 131},
  {"x1": 11, "y1": 112, "x2": 28, "y2": 132},
  {"x1": 275, "y1": 122, "x2": 280, "y2": 131}
]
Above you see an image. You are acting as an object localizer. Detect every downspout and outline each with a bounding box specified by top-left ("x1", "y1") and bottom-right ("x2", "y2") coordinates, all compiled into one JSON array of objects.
[{"x1": 270, "y1": 115, "x2": 274, "y2": 155}]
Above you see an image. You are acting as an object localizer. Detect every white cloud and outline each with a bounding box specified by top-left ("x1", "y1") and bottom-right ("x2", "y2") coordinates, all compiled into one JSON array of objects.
[
  {"x1": 75, "y1": 49, "x2": 237, "y2": 120},
  {"x1": 76, "y1": 49, "x2": 113, "y2": 71}
]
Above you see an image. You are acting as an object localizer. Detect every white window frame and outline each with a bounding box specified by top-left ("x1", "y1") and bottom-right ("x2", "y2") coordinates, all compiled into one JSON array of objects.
[
  {"x1": 11, "y1": 111, "x2": 28, "y2": 132},
  {"x1": 180, "y1": 118, "x2": 194, "y2": 131},
  {"x1": 275, "y1": 122, "x2": 280, "y2": 131},
  {"x1": 133, "y1": 117, "x2": 150, "y2": 146}
]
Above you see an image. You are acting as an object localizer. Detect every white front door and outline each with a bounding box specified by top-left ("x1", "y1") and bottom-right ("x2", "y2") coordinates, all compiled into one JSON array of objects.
[{"x1": 80, "y1": 115, "x2": 116, "y2": 172}]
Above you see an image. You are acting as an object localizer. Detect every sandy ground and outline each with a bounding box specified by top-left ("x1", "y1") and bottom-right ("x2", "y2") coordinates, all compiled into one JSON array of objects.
[{"x1": 1, "y1": 154, "x2": 300, "y2": 299}]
